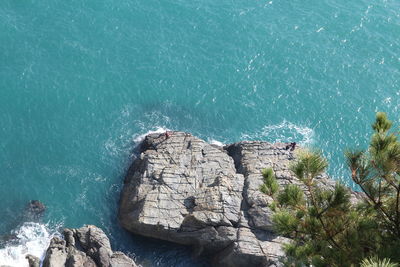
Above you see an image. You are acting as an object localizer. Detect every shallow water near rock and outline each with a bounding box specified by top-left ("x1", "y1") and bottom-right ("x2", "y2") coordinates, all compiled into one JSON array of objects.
[{"x1": 0, "y1": 0, "x2": 399, "y2": 266}]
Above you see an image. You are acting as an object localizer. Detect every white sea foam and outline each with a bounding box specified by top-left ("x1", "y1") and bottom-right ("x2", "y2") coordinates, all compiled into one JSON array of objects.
[
  {"x1": 132, "y1": 126, "x2": 170, "y2": 144},
  {"x1": 241, "y1": 120, "x2": 314, "y2": 145},
  {"x1": 0, "y1": 222, "x2": 59, "y2": 267},
  {"x1": 208, "y1": 139, "x2": 225, "y2": 147},
  {"x1": 134, "y1": 128, "x2": 226, "y2": 147}
]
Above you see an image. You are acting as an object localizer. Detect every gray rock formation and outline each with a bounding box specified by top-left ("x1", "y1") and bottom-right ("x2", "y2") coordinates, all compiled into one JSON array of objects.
[
  {"x1": 119, "y1": 132, "x2": 297, "y2": 266},
  {"x1": 26, "y1": 200, "x2": 46, "y2": 217},
  {"x1": 119, "y1": 132, "x2": 363, "y2": 266},
  {"x1": 42, "y1": 225, "x2": 137, "y2": 267},
  {"x1": 26, "y1": 254, "x2": 40, "y2": 267}
]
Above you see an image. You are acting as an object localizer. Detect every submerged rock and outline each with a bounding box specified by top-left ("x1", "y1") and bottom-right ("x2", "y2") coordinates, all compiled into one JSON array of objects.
[
  {"x1": 41, "y1": 225, "x2": 137, "y2": 267},
  {"x1": 24, "y1": 200, "x2": 46, "y2": 221},
  {"x1": 27, "y1": 200, "x2": 46, "y2": 215}
]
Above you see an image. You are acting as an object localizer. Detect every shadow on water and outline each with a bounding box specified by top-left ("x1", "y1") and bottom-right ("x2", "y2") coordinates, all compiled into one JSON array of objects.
[{"x1": 110, "y1": 224, "x2": 211, "y2": 267}]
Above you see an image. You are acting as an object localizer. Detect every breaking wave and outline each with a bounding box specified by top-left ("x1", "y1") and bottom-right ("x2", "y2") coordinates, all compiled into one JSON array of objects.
[
  {"x1": 132, "y1": 127, "x2": 170, "y2": 144},
  {"x1": 0, "y1": 222, "x2": 59, "y2": 267}
]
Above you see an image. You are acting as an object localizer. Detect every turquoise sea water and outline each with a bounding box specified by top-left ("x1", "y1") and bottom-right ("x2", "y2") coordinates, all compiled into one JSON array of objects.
[{"x1": 1, "y1": 0, "x2": 399, "y2": 266}]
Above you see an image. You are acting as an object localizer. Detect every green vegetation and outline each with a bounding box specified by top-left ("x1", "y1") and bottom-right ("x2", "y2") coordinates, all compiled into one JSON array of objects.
[
  {"x1": 260, "y1": 112, "x2": 400, "y2": 266},
  {"x1": 260, "y1": 168, "x2": 279, "y2": 196}
]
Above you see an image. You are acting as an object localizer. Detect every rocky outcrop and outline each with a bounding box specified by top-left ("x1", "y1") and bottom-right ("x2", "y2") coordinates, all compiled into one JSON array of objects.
[
  {"x1": 120, "y1": 132, "x2": 248, "y2": 259},
  {"x1": 42, "y1": 225, "x2": 137, "y2": 267},
  {"x1": 119, "y1": 132, "x2": 243, "y2": 243},
  {"x1": 119, "y1": 132, "x2": 361, "y2": 266},
  {"x1": 224, "y1": 141, "x2": 342, "y2": 230},
  {"x1": 119, "y1": 132, "x2": 294, "y2": 266}
]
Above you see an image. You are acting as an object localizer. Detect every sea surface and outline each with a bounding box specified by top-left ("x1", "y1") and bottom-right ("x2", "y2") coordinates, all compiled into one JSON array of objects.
[{"x1": 1, "y1": 0, "x2": 399, "y2": 266}]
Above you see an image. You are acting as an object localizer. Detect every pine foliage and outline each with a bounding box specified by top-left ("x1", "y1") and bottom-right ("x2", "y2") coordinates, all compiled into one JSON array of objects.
[
  {"x1": 260, "y1": 168, "x2": 279, "y2": 197},
  {"x1": 346, "y1": 112, "x2": 400, "y2": 261},
  {"x1": 360, "y1": 257, "x2": 398, "y2": 267},
  {"x1": 259, "y1": 112, "x2": 400, "y2": 266}
]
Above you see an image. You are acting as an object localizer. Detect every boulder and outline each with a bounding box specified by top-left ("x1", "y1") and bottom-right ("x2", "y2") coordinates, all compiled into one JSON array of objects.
[
  {"x1": 41, "y1": 225, "x2": 137, "y2": 267},
  {"x1": 110, "y1": 252, "x2": 137, "y2": 267},
  {"x1": 42, "y1": 237, "x2": 68, "y2": 267},
  {"x1": 25, "y1": 254, "x2": 40, "y2": 267}
]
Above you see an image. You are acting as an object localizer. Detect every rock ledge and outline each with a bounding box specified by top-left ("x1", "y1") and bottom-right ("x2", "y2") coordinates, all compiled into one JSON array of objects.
[{"x1": 40, "y1": 225, "x2": 137, "y2": 267}]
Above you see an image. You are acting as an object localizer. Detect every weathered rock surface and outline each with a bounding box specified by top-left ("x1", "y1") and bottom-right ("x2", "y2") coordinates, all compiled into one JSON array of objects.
[
  {"x1": 42, "y1": 225, "x2": 137, "y2": 267},
  {"x1": 225, "y1": 141, "x2": 342, "y2": 230},
  {"x1": 119, "y1": 132, "x2": 290, "y2": 266},
  {"x1": 119, "y1": 132, "x2": 361, "y2": 266},
  {"x1": 26, "y1": 254, "x2": 40, "y2": 267}
]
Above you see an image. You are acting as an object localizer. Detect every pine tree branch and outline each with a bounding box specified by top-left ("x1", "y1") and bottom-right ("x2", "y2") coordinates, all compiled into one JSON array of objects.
[
  {"x1": 306, "y1": 184, "x2": 343, "y2": 252},
  {"x1": 378, "y1": 178, "x2": 382, "y2": 204},
  {"x1": 357, "y1": 182, "x2": 396, "y2": 227},
  {"x1": 396, "y1": 184, "x2": 400, "y2": 236}
]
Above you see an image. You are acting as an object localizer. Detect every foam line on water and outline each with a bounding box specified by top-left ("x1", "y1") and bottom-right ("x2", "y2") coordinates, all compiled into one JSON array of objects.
[{"x1": 240, "y1": 120, "x2": 315, "y2": 145}]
